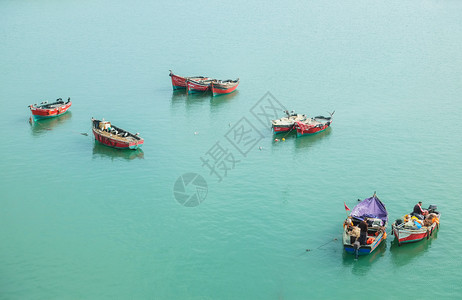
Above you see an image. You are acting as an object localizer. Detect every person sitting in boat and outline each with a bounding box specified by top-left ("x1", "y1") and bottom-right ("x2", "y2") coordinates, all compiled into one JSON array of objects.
[
  {"x1": 413, "y1": 201, "x2": 428, "y2": 217},
  {"x1": 358, "y1": 218, "x2": 368, "y2": 245},
  {"x1": 347, "y1": 225, "x2": 360, "y2": 244}
]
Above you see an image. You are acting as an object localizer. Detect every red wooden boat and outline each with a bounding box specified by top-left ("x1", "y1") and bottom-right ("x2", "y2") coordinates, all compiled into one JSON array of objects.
[
  {"x1": 211, "y1": 79, "x2": 239, "y2": 96},
  {"x1": 294, "y1": 111, "x2": 334, "y2": 137},
  {"x1": 271, "y1": 110, "x2": 307, "y2": 134},
  {"x1": 186, "y1": 78, "x2": 214, "y2": 94},
  {"x1": 391, "y1": 205, "x2": 440, "y2": 246},
  {"x1": 29, "y1": 98, "x2": 72, "y2": 119},
  {"x1": 169, "y1": 70, "x2": 209, "y2": 90},
  {"x1": 92, "y1": 118, "x2": 144, "y2": 150}
]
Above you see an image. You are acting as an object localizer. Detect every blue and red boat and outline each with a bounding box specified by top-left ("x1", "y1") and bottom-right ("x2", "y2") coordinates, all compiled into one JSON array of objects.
[
  {"x1": 294, "y1": 111, "x2": 334, "y2": 137},
  {"x1": 29, "y1": 98, "x2": 72, "y2": 119},
  {"x1": 343, "y1": 193, "x2": 388, "y2": 258},
  {"x1": 92, "y1": 118, "x2": 144, "y2": 150},
  {"x1": 169, "y1": 70, "x2": 209, "y2": 90},
  {"x1": 211, "y1": 79, "x2": 239, "y2": 96}
]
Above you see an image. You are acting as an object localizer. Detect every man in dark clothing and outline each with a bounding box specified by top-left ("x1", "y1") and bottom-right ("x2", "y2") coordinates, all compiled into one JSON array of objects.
[
  {"x1": 358, "y1": 218, "x2": 368, "y2": 245},
  {"x1": 413, "y1": 201, "x2": 428, "y2": 216}
]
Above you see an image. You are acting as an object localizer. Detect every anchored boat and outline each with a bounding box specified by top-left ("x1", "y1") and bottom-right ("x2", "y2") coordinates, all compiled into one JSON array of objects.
[
  {"x1": 343, "y1": 193, "x2": 388, "y2": 258},
  {"x1": 295, "y1": 111, "x2": 334, "y2": 137},
  {"x1": 186, "y1": 78, "x2": 214, "y2": 94},
  {"x1": 391, "y1": 205, "x2": 440, "y2": 246},
  {"x1": 211, "y1": 79, "x2": 239, "y2": 96},
  {"x1": 271, "y1": 110, "x2": 307, "y2": 134},
  {"x1": 29, "y1": 98, "x2": 72, "y2": 119},
  {"x1": 169, "y1": 70, "x2": 209, "y2": 90},
  {"x1": 91, "y1": 118, "x2": 144, "y2": 150}
]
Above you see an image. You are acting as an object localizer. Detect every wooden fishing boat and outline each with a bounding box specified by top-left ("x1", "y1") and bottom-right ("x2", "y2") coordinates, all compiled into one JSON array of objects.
[
  {"x1": 169, "y1": 70, "x2": 209, "y2": 90},
  {"x1": 391, "y1": 205, "x2": 440, "y2": 246},
  {"x1": 29, "y1": 98, "x2": 72, "y2": 119},
  {"x1": 91, "y1": 118, "x2": 144, "y2": 150},
  {"x1": 343, "y1": 193, "x2": 388, "y2": 258},
  {"x1": 271, "y1": 110, "x2": 307, "y2": 134},
  {"x1": 211, "y1": 79, "x2": 239, "y2": 96},
  {"x1": 186, "y1": 78, "x2": 214, "y2": 94},
  {"x1": 294, "y1": 111, "x2": 334, "y2": 137}
]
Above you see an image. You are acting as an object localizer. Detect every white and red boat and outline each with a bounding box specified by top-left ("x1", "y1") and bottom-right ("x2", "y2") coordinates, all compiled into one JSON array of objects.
[
  {"x1": 92, "y1": 118, "x2": 144, "y2": 150},
  {"x1": 169, "y1": 70, "x2": 209, "y2": 90},
  {"x1": 391, "y1": 205, "x2": 440, "y2": 246},
  {"x1": 186, "y1": 78, "x2": 214, "y2": 94},
  {"x1": 295, "y1": 111, "x2": 334, "y2": 137},
  {"x1": 211, "y1": 79, "x2": 239, "y2": 96},
  {"x1": 271, "y1": 110, "x2": 307, "y2": 134},
  {"x1": 29, "y1": 98, "x2": 72, "y2": 119}
]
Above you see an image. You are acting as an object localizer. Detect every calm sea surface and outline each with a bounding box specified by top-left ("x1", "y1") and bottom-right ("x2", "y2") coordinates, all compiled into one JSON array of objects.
[{"x1": 1, "y1": 0, "x2": 462, "y2": 299}]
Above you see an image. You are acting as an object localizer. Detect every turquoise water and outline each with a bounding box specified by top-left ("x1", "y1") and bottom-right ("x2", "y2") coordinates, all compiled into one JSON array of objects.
[{"x1": 1, "y1": 0, "x2": 462, "y2": 298}]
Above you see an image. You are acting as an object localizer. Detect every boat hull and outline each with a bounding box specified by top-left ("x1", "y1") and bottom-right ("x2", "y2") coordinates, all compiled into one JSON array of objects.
[
  {"x1": 170, "y1": 73, "x2": 188, "y2": 90},
  {"x1": 272, "y1": 125, "x2": 294, "y2": 133},
  {"x1": 343, "y1": 230, "x2": 386, "y2": 256},
  {"x1": 93, "y1": 129, "x2": 144, "y2": 149},
  {"x1": 30, "y1": 102, "x2": 72, "y2": 119},
  {"x1": 392, "y1": 221, "x2": 439, "y2": 245},
  {"x1": 186, "y1": 80, "x2": 211, "y2": 94},
  {"x1": 211, "y1": 81, "x2": 239, "y2": 96},
  {"x1": 296, "y1": 122, "x2": 331, "y2": 136},
  {"x1": 169, "y1": 71, "x2": 208, "y2": 90}
]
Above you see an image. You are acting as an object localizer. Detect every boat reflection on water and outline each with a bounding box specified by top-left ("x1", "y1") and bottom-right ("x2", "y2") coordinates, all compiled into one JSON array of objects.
[
  {"x1": 171, "y1": 90, "x2": 238, "y2": 113},
  {"x1": 272, "y1": 126, "x2": 332, "y2": 148},
  {"x1": 171, "y1": 89, "x2": 188, "y2": 103},
  {"x1": 342, "y1": 239, "x2": 387, "y2": 275},
  {"x1": 92, "y1": 142, "x2": 144, "y2": 161},
  {"x1": 389, "y1": 230, "x2": 438, "y2": 267},
  {"x1": 171, "y1": 90, "x2": 210, "y2": 112},
  {"x1": 29, "y1": 111, "x2": 72, "y2": 136},
  {"x1": 210, "y1": 90, "x2": 238, "y2": 111},
  {"x1": 186, "y1": 91, "x2": 211, "y2": 102},
  {"x1": 294, "y1": 126, "x2": 332, "y2": 146}
]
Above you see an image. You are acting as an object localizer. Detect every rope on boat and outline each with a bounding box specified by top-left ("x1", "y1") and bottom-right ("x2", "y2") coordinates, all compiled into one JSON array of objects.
[
  {"x1": 305, "y1": 238, "x2": 338, "y2": 252},
  {"x1": 282, "y1": 124, "x2": 296, "y2": 139},
  {"x1": 389, "y1": 222, "x2": 404, "y2": 237}
]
